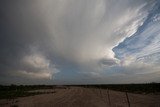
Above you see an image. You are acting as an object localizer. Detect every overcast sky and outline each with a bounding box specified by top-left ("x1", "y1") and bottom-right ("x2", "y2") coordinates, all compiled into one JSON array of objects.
[{"x1": 0, "y1": 0, "x2": 160, "y2": 85}]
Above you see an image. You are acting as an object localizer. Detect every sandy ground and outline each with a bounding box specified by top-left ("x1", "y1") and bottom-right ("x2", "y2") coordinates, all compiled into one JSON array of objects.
[{"x1": 0, "y1": 87, "x2": 160, "y2": 107}]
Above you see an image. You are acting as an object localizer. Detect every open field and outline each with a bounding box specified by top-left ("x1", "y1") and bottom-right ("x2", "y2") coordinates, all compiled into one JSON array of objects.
[{"x1": 0, "y1": 85, "x2": 160, "y2": 107}]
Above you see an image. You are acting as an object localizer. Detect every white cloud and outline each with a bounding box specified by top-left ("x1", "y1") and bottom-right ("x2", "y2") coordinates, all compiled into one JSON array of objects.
[
  {"x1": 21, "y1": 52, "x2": 59, "y2": 79},
  {"x1": 111, "y1": 0, "x2": 160, "y2": 83}
]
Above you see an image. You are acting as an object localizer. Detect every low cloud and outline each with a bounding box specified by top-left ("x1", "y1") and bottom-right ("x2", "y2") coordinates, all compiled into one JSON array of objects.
[{"x1": 20, "y1": 52, "x2": 59, "y2": 79}]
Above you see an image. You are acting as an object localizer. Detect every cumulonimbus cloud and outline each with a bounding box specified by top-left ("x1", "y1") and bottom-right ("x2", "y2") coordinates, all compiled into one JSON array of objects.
[
  {"x1": 0, "y1": 0, "x2": 159, "y2": 84},
  {"x1": 36, "y1": 0, "x2": 153, "y2": 73}
]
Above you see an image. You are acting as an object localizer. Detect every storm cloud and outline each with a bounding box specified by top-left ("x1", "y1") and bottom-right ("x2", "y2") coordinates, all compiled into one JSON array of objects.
[{"x1": 0, "y1": 0, "x2": 160, "y2": 84}]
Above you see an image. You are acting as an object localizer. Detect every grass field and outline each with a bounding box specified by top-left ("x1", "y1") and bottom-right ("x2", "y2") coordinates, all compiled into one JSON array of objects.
[
  {"x1": 85, "y1": 83, "x2": 160, "y2": 94},
  {"x1": 0, "y1": 85, "x2": 56, "y2": 99}
]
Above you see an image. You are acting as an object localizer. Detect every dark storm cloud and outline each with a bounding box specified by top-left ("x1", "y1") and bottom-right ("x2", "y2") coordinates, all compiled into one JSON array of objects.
[{"x1": 0, "y1": 0, "x2": 59, "y2": 83}]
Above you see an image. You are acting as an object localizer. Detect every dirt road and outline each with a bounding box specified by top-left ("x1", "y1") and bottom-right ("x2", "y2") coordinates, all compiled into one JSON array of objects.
[{"x1": 0, "y1": 87, "x2": 160, "y2": 107}]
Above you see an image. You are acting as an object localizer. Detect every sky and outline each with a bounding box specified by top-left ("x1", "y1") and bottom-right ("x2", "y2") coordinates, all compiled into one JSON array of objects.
[{"x1": 0, "y1": 0, "x2": 160, "y2": 85}]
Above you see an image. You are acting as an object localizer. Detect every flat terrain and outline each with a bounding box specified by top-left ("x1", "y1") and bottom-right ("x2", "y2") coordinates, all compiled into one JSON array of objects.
[{"x1": 0, "y1": 87, "x2": 160, "y2": 107}]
